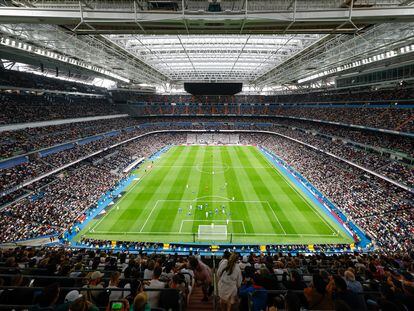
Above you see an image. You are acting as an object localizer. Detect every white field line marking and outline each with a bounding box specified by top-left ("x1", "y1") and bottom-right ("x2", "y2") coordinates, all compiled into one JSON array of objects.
[
  {"x1": 193, "y1": 195, "x2": 232, "y2": 201},
  {"x1": 156, "y1": 165, "x2": 270, "y2": 169},
  {"x1": 265, "y1": 201, "x2": 287, "y2": 235},
  {"x1": 257, "y1": 149, "x2": 338, "y2": 235},
  {"x1": 241, "y1": 221, "x2": 247, "y2": 234},
  {"x1": 139, "y1": 199, "x2": 284, "y2": 236},
  {"x1": 236, "y1": 232, "x2": 339, "y2": 237},
  {"x1": 89, "y1": 167, "x2": 153, "y2": 233},
  {"x1": 179, "y1": 220, "x2": 185, "y2": 233},
  {"x1": 139, "y1": 200, "x2": 161, "y2": 233},
  {"x1": 179, "y1": 219, "x2": 246, "y2": 233},
  {"x1": 92, "y1": 231, "x2": 338, "y2": 237},
  {"x1": 145, "y1": 199, "x2": 271, "y2": 204}
]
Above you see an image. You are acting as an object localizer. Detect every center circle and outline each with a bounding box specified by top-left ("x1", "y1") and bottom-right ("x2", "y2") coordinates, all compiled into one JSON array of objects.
[{"x1": 196, "y1": 163, "x2": 229, "y2": 174}]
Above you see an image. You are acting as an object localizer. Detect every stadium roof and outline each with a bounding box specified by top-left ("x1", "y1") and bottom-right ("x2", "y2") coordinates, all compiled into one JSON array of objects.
[
  {"x1": 105, "y1": 34, "x2": 322, "y2": 82},
  {"x1": 0, "y1": 0, "x2": 414, "y2": 91}
]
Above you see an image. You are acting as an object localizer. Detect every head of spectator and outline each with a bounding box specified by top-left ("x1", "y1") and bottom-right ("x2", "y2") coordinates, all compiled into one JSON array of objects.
[
  {"x1": 222, "y1": 253, "x2": 238, "y2": 277},
  {"x1": 332, "y1": 275, "x2": 348, "y2": 293},
  {"x1": 312, "y1": 273, "x2": 327, "y2": 295},
  {"x1": 69, "y1": 295, "x2": 98, "y2": 311},
  {"x1": 153, "y1": 266, "x2": 162, "y2": 280},
  {"x1": 89, "y1": 271, "x2": 104, "y2": 285},
  {"x1": 65, "y1": 290, "x2": 83, "y2": 304},
  {"x1": 109, "y1": 271, "x2": 121, "y2": 287},
  {"x1": 290, "y1": 269, "x2": 302, "y2": 284},
  {"x1": 344, "y1": 270, "x2": 363, "y2": 293},
  {"x1": 132, "y1": 292, "x2": 148, "y2": 311},
  {"x1": 188, "y1": 256, "x2": 199, "y2": 270},
  {"x1": 106, "y1": 257, "x2": 118, "y2": 270}
]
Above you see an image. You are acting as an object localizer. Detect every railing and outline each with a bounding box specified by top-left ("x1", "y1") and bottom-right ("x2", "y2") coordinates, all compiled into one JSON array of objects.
[{"x1": 212, "y1": 254, "x2": 218, "y2": 311}]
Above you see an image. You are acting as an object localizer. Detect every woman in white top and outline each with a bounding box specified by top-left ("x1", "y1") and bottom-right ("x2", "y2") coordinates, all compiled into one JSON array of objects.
[
  {"x1": 217, "y1": 253, "x2": 242, "y2": 311},
  {"x1": 143, "y1": 260, "x2": 155, "y2": 280}
]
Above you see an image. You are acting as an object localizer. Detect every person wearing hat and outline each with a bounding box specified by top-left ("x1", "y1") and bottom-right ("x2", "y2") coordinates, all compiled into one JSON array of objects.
[
  {"x1": 82, "y1": 271, "x2": 105, "y2": 304},
  {"x1": 55, "y1": 290, "x2": 83, "y2": 311},
  {"x1": 66, "y1": 290, "x2": 83, "y2": 303}
]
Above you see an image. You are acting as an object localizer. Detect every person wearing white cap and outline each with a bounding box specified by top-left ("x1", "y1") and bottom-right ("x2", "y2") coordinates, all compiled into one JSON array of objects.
[
  {"x1": 54, "y1": 290, "x2": 83, "y2": 311},
  {"x1": 65, "y1": 290, "x2": 82, "y2": 303}
]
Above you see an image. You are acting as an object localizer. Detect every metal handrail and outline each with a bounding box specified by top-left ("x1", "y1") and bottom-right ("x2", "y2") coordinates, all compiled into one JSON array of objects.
[{"x1": 212, "y1": 254, "x2": 218, "y2": 311}]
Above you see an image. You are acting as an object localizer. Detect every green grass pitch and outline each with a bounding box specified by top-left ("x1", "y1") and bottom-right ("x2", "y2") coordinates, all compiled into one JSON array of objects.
[{"x1": 78, "y1": 145, "x2": 353, "y2": 245}]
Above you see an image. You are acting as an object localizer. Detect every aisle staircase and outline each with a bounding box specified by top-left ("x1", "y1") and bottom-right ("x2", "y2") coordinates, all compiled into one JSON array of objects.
[{"x1": 187, "y1": 285, "x2": 215, "y2": 311}]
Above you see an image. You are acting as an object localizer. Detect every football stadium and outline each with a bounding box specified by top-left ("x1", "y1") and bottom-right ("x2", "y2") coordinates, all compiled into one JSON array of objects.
[{"x1": 0, "y1": 1, "x2": 413, "y2": 310}]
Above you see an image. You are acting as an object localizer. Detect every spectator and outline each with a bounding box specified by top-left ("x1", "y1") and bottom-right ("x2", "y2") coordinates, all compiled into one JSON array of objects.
[
  {"x1": 304, "y1": 273, "x2": 333, "y2": 310},
  {"x1": 55, "y1": 290, "x2": 83, "y2": 311},
  {"x1": 344, "y1": 270, "x2": 363, "y2": 293},
  {"x1": 239, "y1": 274, "x2": 267, "y2": 311},
  {"x1": 107, "y1": 271, "x2": 122, "y2": 301},
  {"x1": 82, "y1": 271, "x2": 104, "y2": 305},
  {"x1": 217, "y1": 252, "x2": 242, "y2": 311},
  {"x1": 132, "y1": 292, "x2": 148, "y2": 311},
  {"x1": 68, "y1": 296, "x2": 99, "y2": 311},
  {"x1": 33, "y1": 282, "x2": 60, "y2": 309},
  {"x1": 143, "y1": 260, "x2": 155, "y2": 280},
  {"x1": 145, "y1": 266, "x2": 165, "y2": 308},
  {"x1": 189, "y1": 256, "x2": 212, "y2": 302},
  {"x1": 328, "y1": 275, "x2": 366, "y2": 310}
]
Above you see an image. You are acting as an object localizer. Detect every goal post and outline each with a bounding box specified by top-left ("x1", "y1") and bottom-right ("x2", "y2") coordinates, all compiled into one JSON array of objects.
[{"x1": 198, "y1": 224, "x2": 227, "y2": 240}]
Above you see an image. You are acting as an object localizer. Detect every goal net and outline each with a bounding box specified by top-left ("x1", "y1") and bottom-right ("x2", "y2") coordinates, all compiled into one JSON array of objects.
[{"x1": 198, "y1": 224, "x2": 227, "y2": 240}]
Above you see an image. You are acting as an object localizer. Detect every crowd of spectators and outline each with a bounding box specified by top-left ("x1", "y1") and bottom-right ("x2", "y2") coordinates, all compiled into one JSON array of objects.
[
  {"x1": 3, "y1": 115, "x2": 412, "y2": 160},
  {"x1": 125, "y1": 103, "x2": 414, "y2": 132},
  {"x1": 270, "y1": 106, "x2": 414, "y2": 133},
  {"x1": 240, "y1": 133, "x2": 414, "y2": 253},
  {"x1": 0, "y1": 133, "x2": 186, "y2": 243},
  {"x1": 2, "y1": 116, "x2": 411, "y2": 192},
  {"x1": 0, "y1": 247, "x2": 413, "y2": 310},
  {"x1": 0, "y1": 93, "x2": 121, "y2": 124},
  {"x1": 2, "y1": 95, "x2": 412, "y2": 132},
  {"x1": 0, "y1": 125, "x2": 154, "y2": 193},
  {"x1": 113, "y1": 85, "x2": 414, "y2": 105},
  {"x1": 272, "y1": 118, "x2": 414, "y2": 157},
  {"x1": 270, "y1": 127, "x2": 414, "y2": 188},
  {"x1": 0, "y1": 117, "x2": 141, "y2": 159}
]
